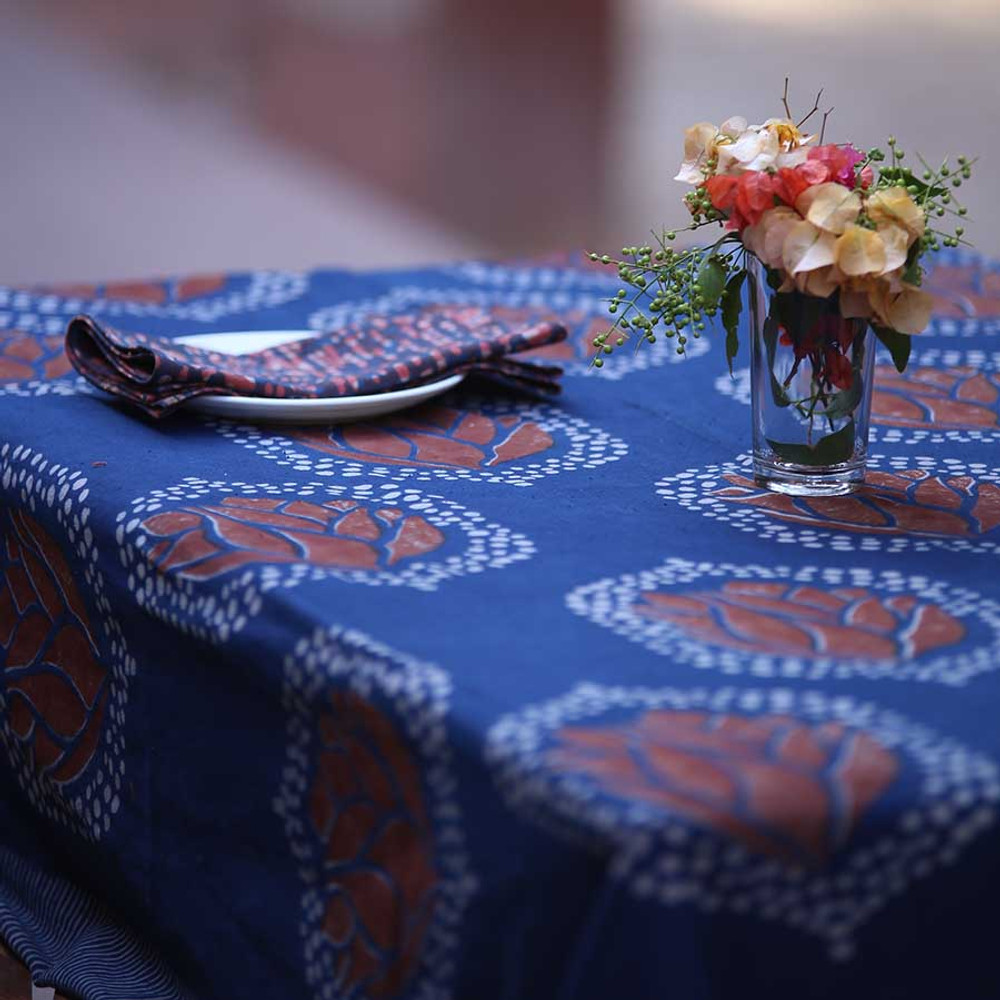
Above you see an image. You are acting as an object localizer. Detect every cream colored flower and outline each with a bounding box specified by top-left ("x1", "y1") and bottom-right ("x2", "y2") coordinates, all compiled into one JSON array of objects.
[
  {"x1": 717, "y1": 127, "x2": 780, "y2": 174},
  {"x1": 835, "y1": 225, "x2": 888, "y2": 277},
  {"x1": 714, "y1": 118, "x2": 814, "y2": 175},
  {"x1": 742, "y1": 206, "x2": 800, "y2": 269},
  {"x1": 720, "y1": 116, "x2": 748, "y2": 138},
  {"x1": 674, "y1": 122, "x2": 719, "y2": 184},
  {"x1": 782, "y1": 219, "x2": 838, "y2": 274},
  {"x1": 840, "y1": 286, "x2": 875, "y2": 320},
  {"x1": 761, "y1": 117, "x2": 815, "y2": 151},
  {"x1": 869, "y1": 279, "x2": 934, "y2": 334},
  {"x1": 877, "y1": 223, "x2": 911, "y2": 274},
  {"x1": 793, "y1": 265, "x2": 843, "y2": 298},
  {"x1": 866, "y1": 186, "x2": 926, "y2": 243},
  {"x1": 796, "y1": 183, "x2": 862, "y2": 235}
]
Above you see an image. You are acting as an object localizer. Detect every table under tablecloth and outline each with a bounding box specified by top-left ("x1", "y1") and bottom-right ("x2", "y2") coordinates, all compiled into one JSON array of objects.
[{"x1": 1, "y1": 253, "x2": 999, "y2": 1000}]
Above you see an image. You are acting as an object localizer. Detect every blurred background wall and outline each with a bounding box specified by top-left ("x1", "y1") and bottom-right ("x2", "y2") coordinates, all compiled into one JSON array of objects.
[{"x1": 0, "y1": 0, "x2": 996, "y2": 284}]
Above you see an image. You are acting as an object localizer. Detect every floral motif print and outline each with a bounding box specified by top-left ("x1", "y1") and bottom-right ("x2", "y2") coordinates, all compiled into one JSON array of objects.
[
  {"x1": 487, "y1": 685, "x2": 1000, "y2": 960},
  {"x1": 872, "y1": 364, "x2": 1000, "y2": 428},
  {"x1": 141, "y1": 496, "x2": 446, "y2": 580},
  {"x1": 712, "y1": 469, "x2": 1000, "y2": 538},
  {"x1": 636, "y1": 581, "x2": 964, "y2": 660},
  {"x1": 925, "y1": 261, "x2": 1000, "y2": 319},
  {"x1": 0, "y1": 445, "x2": 134, "y2": 841},
  {"x1": 0, "y1": 270, "x2": 309, "y2": 335},
  {"x1": 1, "y1": 509, "x2": 107, "y2": 786},
  {"x1": 548, "y1": 708, "x2": 897, "y2": 868},
  {"x1": 31, "y1": 274, "x2": 228, "y2": 305},
  {"x1": 0, "y1": 331, "x2": 71, "y2": 384},
  {"x1": 216, "y1": 397, "x2": 628, "y2": 487},
  {"x1": 308, "y1": 689, "x2": 438, "y2": 998},
  {"x1": 119, "y1": 479, "x2": 535, "y2": 643},
  {"x1": 567, "y1": 560, "x2": 1000, "y2": 685},
  {"x1": 276, "y1": 628, "x2": 475, "y2": 1000},
  {"x1": 284, "y1": 404, "x2": 555, "y2": 473}
]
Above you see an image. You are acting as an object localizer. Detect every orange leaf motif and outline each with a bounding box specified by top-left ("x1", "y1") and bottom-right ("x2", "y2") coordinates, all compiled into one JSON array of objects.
[
  {"x1": 872, "y1": 364, "x2": 1000, "y2": 429},
  {"x1": 713, "y1": 470, "x2": 1000, "y2": 537},
  {"x1": 636, "y1": 581, "x2": 965, "y2": 659},
  {"x1": 925, "y1": 263, "x2": 1000, "y2": 319},
  {"x1": 1, "y1": 509, "x2": 107, "y2": 785},
  {"x1": 0, "y1": 331, "x2": 72, "y2": 383},
  {"x1": 30, "y1": 273, "x2": 228, "y2": 305},
  {"x1": 141, "y1": 496, "x2": 446, "y2": 580},
  {"x1": 309, "y1": 691, "x2": 437, "y2": 999},
  {"x1": 285, "y1": 404, "x2": 554, "y2": 471},
  {"x1": 548, "y1": 709, "x2": 898, "y2": 868}
]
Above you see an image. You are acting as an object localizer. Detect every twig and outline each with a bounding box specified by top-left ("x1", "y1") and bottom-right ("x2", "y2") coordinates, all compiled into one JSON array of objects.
[
  {"x1": 797, "y1": 88, "x2": 824, "y2": 128},
  {"x1": 819, "y1": 106, "x2": 834, "y2": 144},
  {"x1": 782, "y1": 77, "x2": 792, "y2": 119}
]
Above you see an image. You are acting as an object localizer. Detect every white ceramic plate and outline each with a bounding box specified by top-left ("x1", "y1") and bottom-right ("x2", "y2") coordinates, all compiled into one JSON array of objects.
[{"x1": 173, "y1": 330, "x2": 464, "y2": 423}]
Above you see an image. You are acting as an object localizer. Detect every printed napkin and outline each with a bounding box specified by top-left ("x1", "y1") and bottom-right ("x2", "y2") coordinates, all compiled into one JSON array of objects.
[{"x1": 65, "y1": 305, "x2": 567, "y2": 418}]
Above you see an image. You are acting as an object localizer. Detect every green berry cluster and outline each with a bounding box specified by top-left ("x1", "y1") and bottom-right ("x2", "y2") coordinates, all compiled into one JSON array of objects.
[
  {"x1": 586, "y1": 231, "x2": 744, "y2": 366},
  {"x1": 872, "y1": 138, "x2": 975, "y2": 255}
]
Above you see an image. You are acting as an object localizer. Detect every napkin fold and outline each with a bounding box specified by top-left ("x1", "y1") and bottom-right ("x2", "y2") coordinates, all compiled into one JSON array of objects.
[{"x1": 65, "y1": 305, "x2": 568, "y2": 418}]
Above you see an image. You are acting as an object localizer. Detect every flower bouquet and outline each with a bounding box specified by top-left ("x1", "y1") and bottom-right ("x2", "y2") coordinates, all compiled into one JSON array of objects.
[{"x1": 589, "y1": 84, "x2": 974, "y2": 495}]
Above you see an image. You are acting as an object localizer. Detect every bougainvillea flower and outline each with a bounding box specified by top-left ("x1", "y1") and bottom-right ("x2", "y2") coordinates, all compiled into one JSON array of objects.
[
  {"x1": 840, "y1": 286, "x2": 875, "y2": 320},
  {"x1": 808, "y1": 143, "x2": 866, "y2": 188},
  {"x1": 795, "y1": 183, "x2": 862, "y2": 235},
  {"x1": 783, "y1": 220, "x2": 838, "y2": 274},
  {"x1": 716, "y1": 118, "x2": 814, "y2": 175},
  {"x1": 772, "y1": 161, "x2": 828, "y2": 206},
  {"x1": 705, "y1": 174, "x2": 739, "y2": 213},
  {"x1": 761, "y1": 117, "x2": 815, "y2": 152},
  {"x1": 877, "y1": 222, "x2": 911, "y2": 274},
  {"x1": 675, "y1": 122, "x2": 721, "y2": 183},
  {"x1": 835, "y1": 225, "x2": 889, "y2": 277},
  {"x1": 741, "y1": 206, "x2": 801, "y2": 269},
  {"x1": 719, "y1": 115, "x2": 748, "y2": 137},
  {"x1": 866, "y1": 186, "x2": 926, "y2": 243},
  {"x1": 735, "y1": 171, "x2": 779, "y2": 226},
  {"x1": 868, "y1": 280, "x2": 934, "y2": 334},
  {"x1": 675, "y1": 117, "x2": 753, "y2": 184},
  {"x1": 793, "y1": 264, "x2": 843, "y2": 298}
]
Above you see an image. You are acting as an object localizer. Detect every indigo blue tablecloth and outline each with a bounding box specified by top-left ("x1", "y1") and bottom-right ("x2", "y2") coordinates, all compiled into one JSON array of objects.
[{"x1": 1, "y1": 254, "x2": 1000, "y2": 999}]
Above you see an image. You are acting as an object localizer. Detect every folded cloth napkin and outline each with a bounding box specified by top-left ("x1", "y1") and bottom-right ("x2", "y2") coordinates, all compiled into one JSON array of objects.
[{"x1": 65, "y1": 305, "x2": 568, "y2": 418}]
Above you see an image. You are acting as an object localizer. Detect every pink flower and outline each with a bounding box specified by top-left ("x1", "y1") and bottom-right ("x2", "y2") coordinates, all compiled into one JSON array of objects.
[
  {"x1": 807, "y1": 144, "x2": 867, "y2": 189},
  {"x1": 772, "y1": 161, "x2": 828, "y2": 207}
]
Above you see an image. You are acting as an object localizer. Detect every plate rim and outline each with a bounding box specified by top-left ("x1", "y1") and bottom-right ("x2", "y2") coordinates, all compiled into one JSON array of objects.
[{"x1": 182, "y1": 371, "x2": 467, "y2": 411}]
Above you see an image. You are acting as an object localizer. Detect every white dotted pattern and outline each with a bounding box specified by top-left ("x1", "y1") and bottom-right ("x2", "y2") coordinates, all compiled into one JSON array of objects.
[{"x1": 0, "y1": 271, "x2": 309, "y2": 334}]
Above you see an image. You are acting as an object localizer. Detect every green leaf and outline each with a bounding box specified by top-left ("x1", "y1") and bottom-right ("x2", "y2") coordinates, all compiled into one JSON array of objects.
[
  {"x1": 902, "y1": 241, "x2": 923, "y2": 286},
  {"x1": 696, "y1": 256, "x2": 727, "y2": 308},
  {"x1": 878, "y1": 166, "x2": 946, "y2": 199},
  {"x1": 873, "y1": 324, "x2": 912, "y2": 373},
  {"x1": 767, "y1": 420, "x2": 857, "y2": 467},
  {"x1": 720, "y1": 270, "x2": 747, "y2": 375}
]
